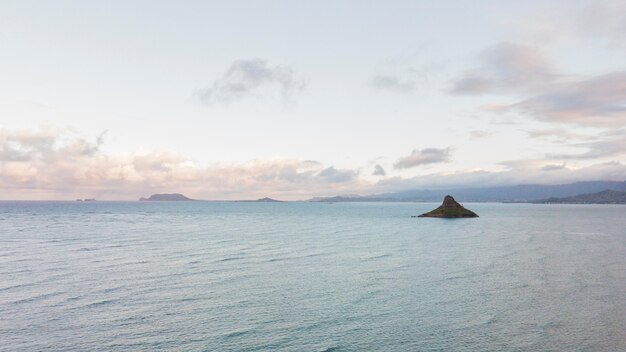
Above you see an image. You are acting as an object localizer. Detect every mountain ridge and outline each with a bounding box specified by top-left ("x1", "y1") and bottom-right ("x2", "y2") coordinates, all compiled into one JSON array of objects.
[
  {"x1": 309, "y1": 180, "x2": 626, "y2": 203},
  {"x1": 532, "y1": 189, "x2": 626, "y2": 204}
]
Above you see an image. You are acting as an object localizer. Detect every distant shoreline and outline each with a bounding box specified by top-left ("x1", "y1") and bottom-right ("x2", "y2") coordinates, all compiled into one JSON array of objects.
[{"x1": 1, "y1": 199, "x2": 626, "y2": 205}]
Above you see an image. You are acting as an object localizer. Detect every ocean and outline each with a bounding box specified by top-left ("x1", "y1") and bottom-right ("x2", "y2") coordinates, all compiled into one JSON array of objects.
[{"x1": 1, "y1": 201, "x2": 625, "y2": 351}]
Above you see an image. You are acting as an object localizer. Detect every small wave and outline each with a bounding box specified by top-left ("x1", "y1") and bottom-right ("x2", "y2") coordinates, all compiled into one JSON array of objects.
[
  {"x1": 12, "y1": 291, "x2": 63, "y2": 304},
  {"x1": 0, "y1": 282, "x2": 34, "y2": 292},
  {"x1": 319, "y1": 347, "x2": 342, "y2": 352},
  {"x1": 105, "y1": 244, "x2": 127, "y2": 248},
  {"x1": 78, "y1": 247, "x2": 98, "y2": 251},
  {"x1": 215, "y1": 256, "x2": 244, "y2": 262},
  {"x1": 64, "y1": 295, "x2": 83, "y2": 302},
  {"x1": 267, "y1": 252, "x2": 329, "y2": 263},
  {"x1": 363, "y1": 253, "x2": 391, "y2": 261},
  {"x1": 222, "y1": 329, "x2": 255, "y2": 339},
  {"x1": 178, "y1": 296, "x2": 202, "y2": 303},
  {"x1": 83, "y1": 299, "x2": 117, "y2": 308}
]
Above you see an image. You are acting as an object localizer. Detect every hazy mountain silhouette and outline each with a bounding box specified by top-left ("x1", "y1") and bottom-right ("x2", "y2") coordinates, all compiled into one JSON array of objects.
[{"x1": 310, "y1": 180, "x2": 626, "y2": 202}]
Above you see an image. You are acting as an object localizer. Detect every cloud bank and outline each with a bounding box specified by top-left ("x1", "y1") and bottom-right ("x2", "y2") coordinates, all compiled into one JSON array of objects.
[
  {"x1": 0, "y1": 127, "x2": 360, "y2": 200},
  {"x1": 375, "y1": 161, "x2": 626, "y2": 193},
  {"x1": 1, "y1": 128, "x2": 624, "y2": 200}
]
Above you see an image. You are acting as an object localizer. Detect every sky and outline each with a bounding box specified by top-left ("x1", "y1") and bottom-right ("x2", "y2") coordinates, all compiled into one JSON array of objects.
[{"x1": 1, "y1": 0, "x2": 626, "y2": 200}]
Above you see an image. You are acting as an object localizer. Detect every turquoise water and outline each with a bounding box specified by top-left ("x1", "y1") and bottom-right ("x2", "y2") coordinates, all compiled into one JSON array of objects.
[{"x1": 1, "y1": 201, "x2": 625, "y2": 351}]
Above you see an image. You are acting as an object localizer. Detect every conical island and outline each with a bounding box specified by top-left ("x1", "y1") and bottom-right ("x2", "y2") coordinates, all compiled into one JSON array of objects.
[{"x1": 417, "y1": 195, "x2": 478, "y2": 218}]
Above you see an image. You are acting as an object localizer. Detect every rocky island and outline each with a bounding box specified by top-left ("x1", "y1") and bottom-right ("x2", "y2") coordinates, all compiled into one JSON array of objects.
[
  {"x1": 416, "y1": 195, "x2": 478, "y2": 218},
  {"x1": 140, "y1": 193, "x2": 194, "y2": 201}
]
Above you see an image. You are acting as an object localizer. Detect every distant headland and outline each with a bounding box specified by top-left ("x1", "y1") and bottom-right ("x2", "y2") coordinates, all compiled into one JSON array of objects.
[
  {"x1": 309, "y1": 180, "x2": 626, "y2": 203},
  {"x1": 416, "y1": 195, "x2": 478, "y2": 218},
  {"x1": 254, "y1": 197, "x2": 282, "y2": 202},
  {"x1": 140, "y1": 193, "x2": 194, "y2": 201},
  {"x1": 237, "y1": 197, "x2": 284, "y2": 202},
  {"x1": 532, "y1": 189, "x2": 626, "y2": 204}
]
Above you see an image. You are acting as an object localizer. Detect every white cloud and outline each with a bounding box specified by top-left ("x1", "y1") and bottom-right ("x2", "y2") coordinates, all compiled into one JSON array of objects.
[
  {"x1": 2, "y1": 127, "x2": 624, "y2": 200},
  {"x1": 0, "y1": 127, "x2": 362, "y2": 200}
]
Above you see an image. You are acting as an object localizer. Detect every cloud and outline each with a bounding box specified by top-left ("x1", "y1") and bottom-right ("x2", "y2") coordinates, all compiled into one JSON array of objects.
[
  {"x1": 0, "y1": 127, "x2": 364, "y2": 200},
  {"x1": 371, "y1": 74, "x2": 416, "y2": 93},
  {"x1": 526, "y1": 128, "x2": 569, "y2": 139},
  {"x1": 469, "y1": 130, "x2": 493, "y2": 139},
  {"x1": 572, "y1": 0, "x2": 626, "y2": 47},
  {"x1": 506, "y1": 71, "x2": 626, "y2": 126},
  {"x1": 372, "y1": 164, "x2": 386, "y2": 176},
  {"x1": 394, "y1": 148, "x2": 451, "y2": 169},
  {"x1": 451, "y1": 42, "x2": 555, "y2": 95},
  {"x1": 452, "y1": 39, "x2": 626, "y2": 127},
  {"x1": 2, "y1": 127, "x2": 624, "y2": 200},
  {"x1": 542, "y1": 163, "x2": 568, "y2": 171},
  {"x1": 452, "y1": 76, "x2": 494, "y2": 95},
  {"x1": 0, "y1": 127, "x2": 105, "y2": 162},
  {"x1": 132, "y1": 151, "x2": 187, "y2": 172},
  {"x1": 195, "y1": 59, "x2": 305, "y2": 105},
  {"x1": 524, "y1": 128, "x2": 594, "y2": 144},
  {"x1": 375, "y1": 160, "x2": 626, "y2": 192},
  {"x1": 0, "y1": 129, "x2": 55, "y2": 161},
  {"x1": 547, "y1": 129, "x2": 626, "y2": 159},
  {"x1": 316, "y1": 166, "x2": 358, "y2": 183}
]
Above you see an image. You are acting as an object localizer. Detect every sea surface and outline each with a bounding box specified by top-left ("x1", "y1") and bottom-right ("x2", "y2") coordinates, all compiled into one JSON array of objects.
[{"x1": 1, "y1": 201, "x2": 625, "y2": 351}]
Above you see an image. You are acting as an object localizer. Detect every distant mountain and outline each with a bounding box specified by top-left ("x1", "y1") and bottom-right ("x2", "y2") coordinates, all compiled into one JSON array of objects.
[
  {"x1": 236, "y1": 197, "x2": 284, "y2": 202},
  {"x1": 532, "y1": 189, "x2": 626, "y2": 204},
  {"x1": 140, "y1": 193, "x2": 194, "y2": 201},
  {"x1": 254, "y1": 197, "x2": 283, "y2": 202},
  {"x1": 308, "y1": 195, "x2": 391, "y2": 202},
  {"x1": 309, "y1": 180, "x2": 626, "y2": 203}
]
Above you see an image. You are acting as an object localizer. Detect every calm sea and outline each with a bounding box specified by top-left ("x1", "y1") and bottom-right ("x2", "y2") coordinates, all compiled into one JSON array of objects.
[{"x1": 1, "y1": 201, "x2": 625, "y2": 351}]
